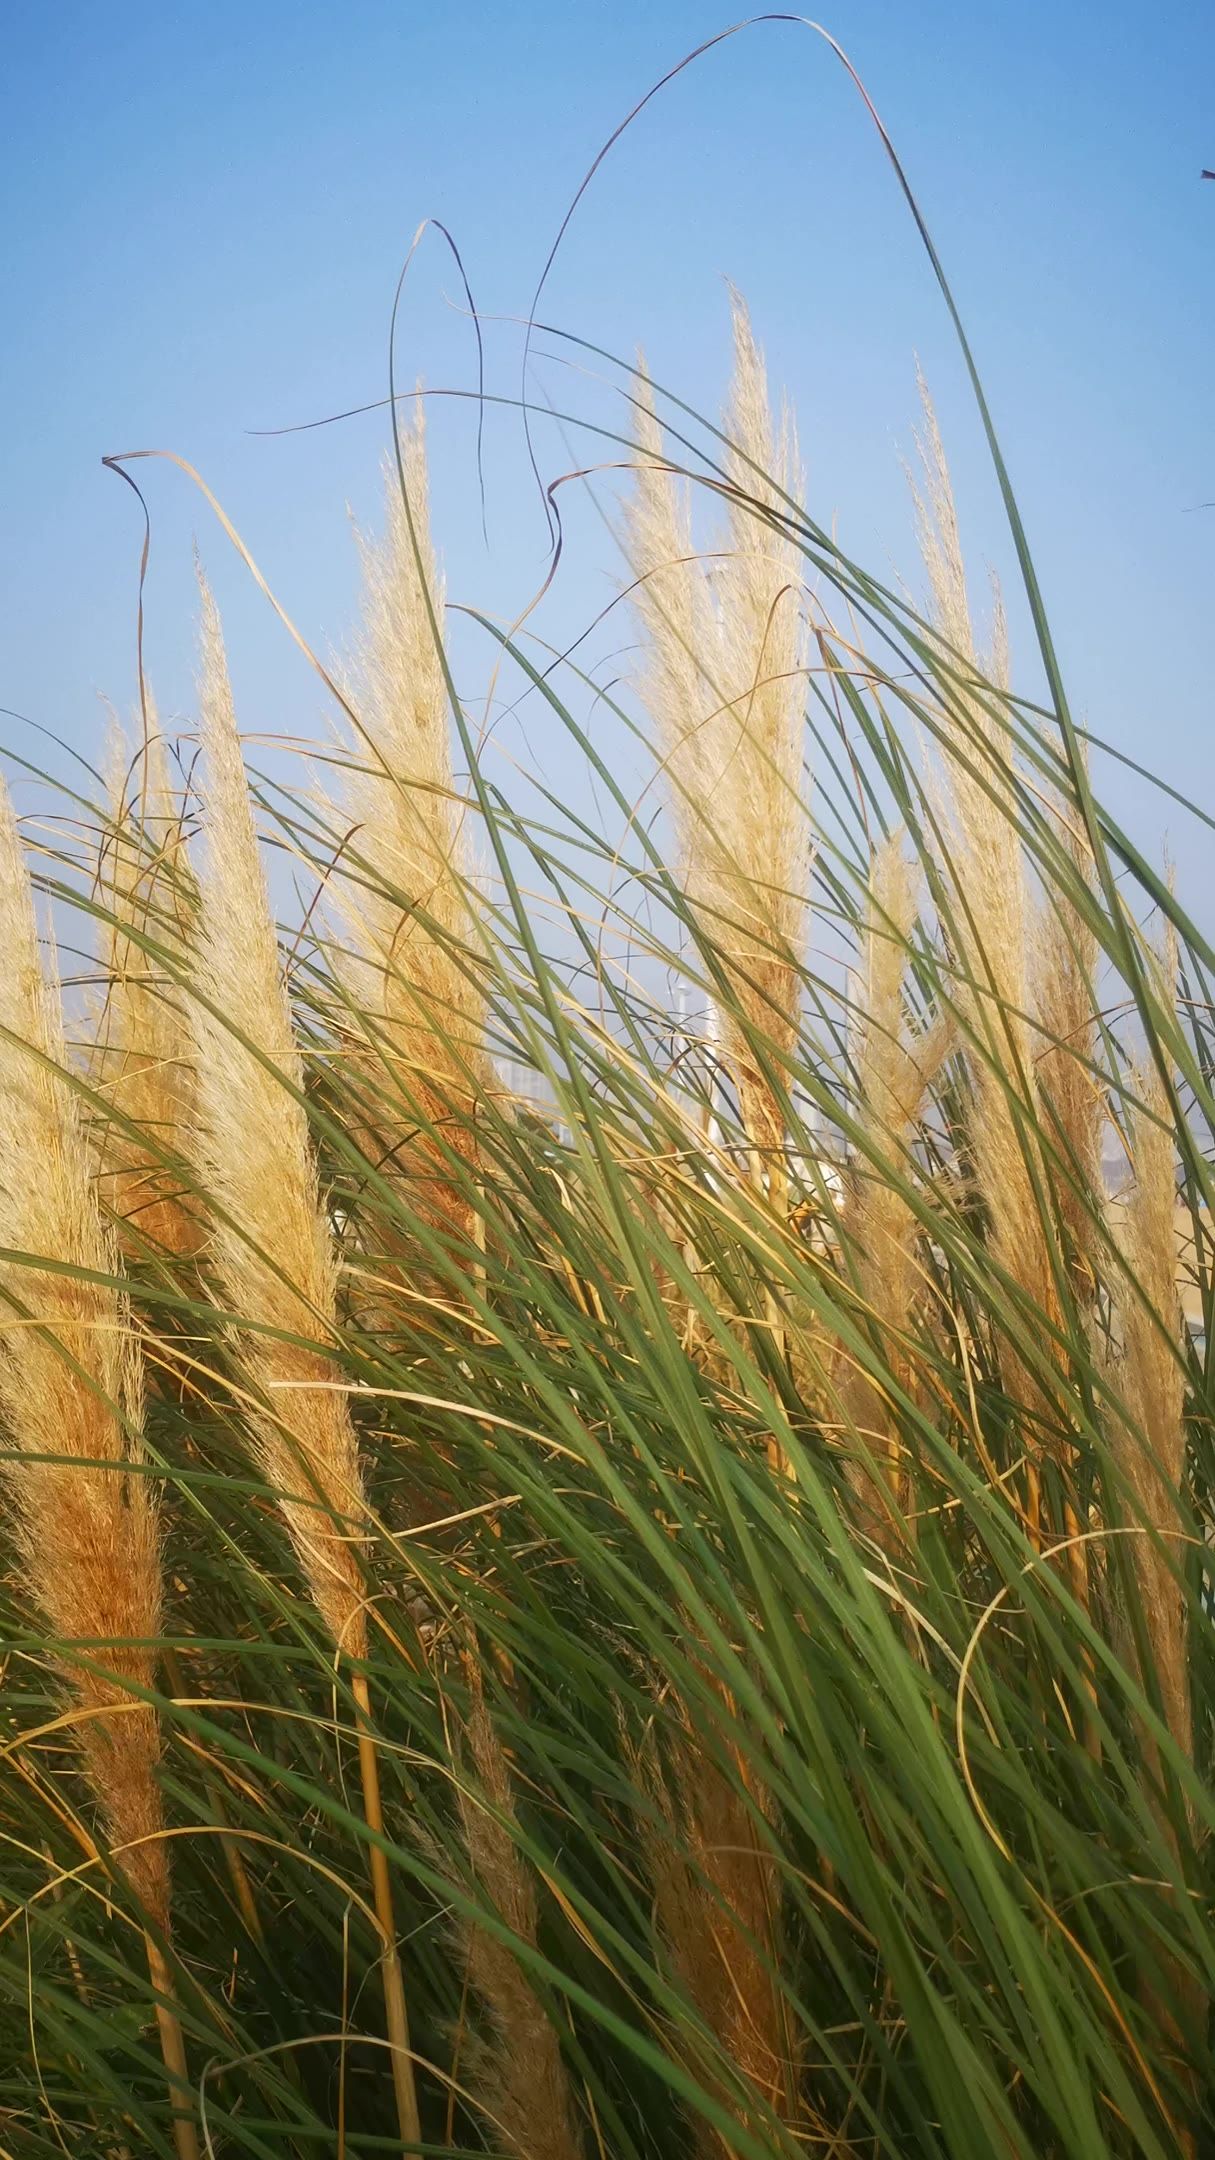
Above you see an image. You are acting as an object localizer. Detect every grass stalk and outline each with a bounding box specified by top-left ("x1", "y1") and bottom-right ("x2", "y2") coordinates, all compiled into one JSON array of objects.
[
  {"x1": 353, "y1": 1668, "x2": 423, "y2": 2150},
  {"x1": 145, "y1": 1931, "x2": 202, "y2": 2160}
]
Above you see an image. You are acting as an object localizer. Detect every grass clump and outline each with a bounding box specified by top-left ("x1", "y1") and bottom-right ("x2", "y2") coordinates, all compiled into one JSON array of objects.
[{"x1": 0, "y1": 231, "x2": 1211, "y2": 2160}]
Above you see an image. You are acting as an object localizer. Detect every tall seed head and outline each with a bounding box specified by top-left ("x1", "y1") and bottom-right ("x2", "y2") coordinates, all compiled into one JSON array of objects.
[
  {"x1": 190, "y1": 580, "x2": 369, "y2": 1654},
  {"x1": 1115, "y1": 1037, "x2": 1191, "y2": 1792},
  {"x1": 454, "y1": 1684, "x2": 583, "y2": 2160},
  {"x1": 333, "y1": 407, "x2": 485, "y2": 1247},
  {"x1": 911, "y1": 377, "x2": 1061, "y2": 1447},
  {"x1": 627, "y1": 298, "x2": 810, "y2": 1169},
  {"x1": 0, "y1": 776, "x2": 169, "y2": 1922},
  {"x1": 844, "y1": 834, "x2": 947, "y2": 1519},
  {"x1": 633, "y1": 1696, "x2": 789, "y2": 2158},
  {"x1": 1035, "y1": 785, "x2": 1105, "y2": 1296},
  {"x1": 93, "y1": 710, "x2": 202, "y2": 1259}
]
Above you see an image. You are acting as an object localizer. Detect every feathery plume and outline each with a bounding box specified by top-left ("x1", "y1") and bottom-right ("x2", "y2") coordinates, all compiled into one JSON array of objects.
[
  {"x1": 911, "y1": 378, "x2": 1064, "y2": 1522},
  {"x1": 189, "y1": 580, "x2": 420, "y2": 2144},
  {"x1": 910, "y1": 381, "x2": 1029, "y2": 1074},
  {"x1": 0, "y1": 775, "x2": 197, "y2": 2160},
  {"x1": 93, "y1": 710, "x2": 202, "y2": 1260},
  {"x1": 631, "y1": 1687, "x2": 788, "y2": 2156},
  {"x1": 845, "y1": 834, "x2": 947, "y2": 1523},
  {"x1": 627, "y1": 298, "x2": 809, "y2": 1175},
  {"x1": 334, "y1": 408, "x2": 485, "y2": 1247},
  {"x1": 455, "y1": 1684, "x2": 583, "y2": 2160},
  {"x1": 191, "y1": 587, "x2": 368, "y2": 1649},
  {"x1": 1112, "y1": 994, "x2": 1201, "y2": 2115},
  {"x1": 1035, "y1": 784, "x2": 1105, "y2": 1298},
  {"x1": 1117, "y1": 1047, "x2": 1191, "y2": 1807}
]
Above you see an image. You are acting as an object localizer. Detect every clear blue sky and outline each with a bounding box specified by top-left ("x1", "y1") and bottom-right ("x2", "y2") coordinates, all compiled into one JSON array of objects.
[{"x1": 2, "y1": 0, "x2": 1212, "y2": 904}]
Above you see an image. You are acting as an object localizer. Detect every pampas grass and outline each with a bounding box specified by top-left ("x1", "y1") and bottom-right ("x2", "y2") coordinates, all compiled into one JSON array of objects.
[
  {"x1": 627, "y1": 297, "x2": 809, "y2": 1178},
  {"x1": 633, "y1": 1693, "x2": 789, "y2": 2158},
  {"x1": 1034, "y1": 783, "x2": 1105, "y2": 1299},
  {"x1": 845, "y1": 832, "x2": 942, "y2": 1525},
  {"x1": 189, "y1": 579, "x2": 421, "y2": 2146},
  {"x1": 1110, "y1": 956, "x2": 1201, "y2": 2132},
  {"x1": 332, "y1": 407, "x2": 486, "y2": 1254},
  {"x1": 2, "y1": 281, "x2": 1211, "y2": 2160},
  {"x1": 0, "y1": 775, "x2": 197, "y2": 2160},
  {"x1": 1117, "y1": 1047, "x2": 1192, "y2": 1815},
  {"x1": 911, "y1": 379, "x2": 1070, "y2": 1540},
  {"x1": 93, "y1": 711, "x2": 202, "y2": 1261},
  {"x1": 454, "y1": 1679, "x2": 584, "y2": 2160},
  {"x1": 191, "y1": 585, "x2": 369, "y2": 1651}
]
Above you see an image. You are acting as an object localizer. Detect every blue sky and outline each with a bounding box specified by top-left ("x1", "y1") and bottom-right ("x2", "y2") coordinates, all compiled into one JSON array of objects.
[{"x1": 2, "y1": 0, "x2": 1212, "y2": 904}]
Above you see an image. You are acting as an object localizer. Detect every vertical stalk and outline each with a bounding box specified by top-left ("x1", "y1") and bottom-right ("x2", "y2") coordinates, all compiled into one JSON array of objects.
[
  {"x1": 352, "y1": 1668, "x2": 421, "y2": 2149},
  {"x1": 145, "y1": 1932, "x2": 201, "y2": 2160}
]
